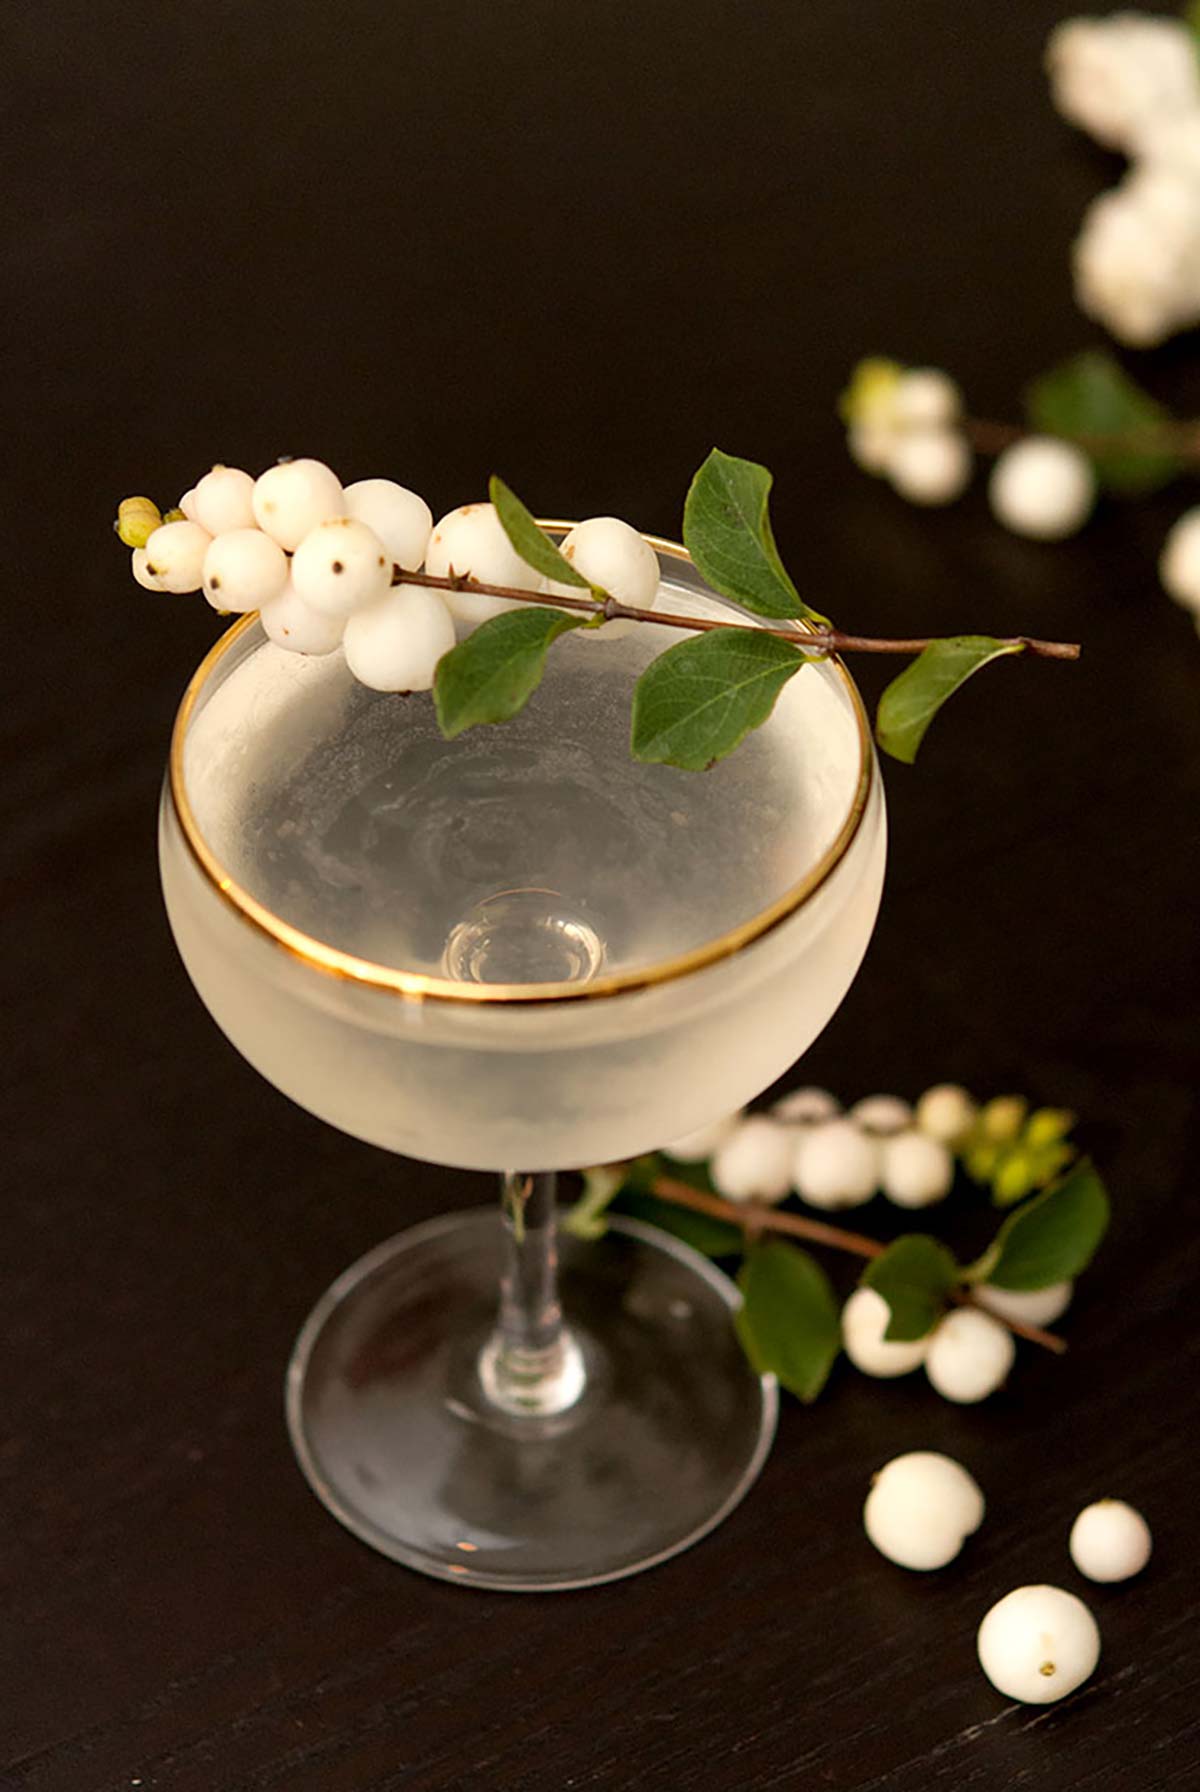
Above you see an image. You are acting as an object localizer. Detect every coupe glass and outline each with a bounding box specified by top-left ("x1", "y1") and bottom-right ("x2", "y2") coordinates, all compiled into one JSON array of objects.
[{"x1": 158, "y1": 530, "x2": 886, "y2": 1590}]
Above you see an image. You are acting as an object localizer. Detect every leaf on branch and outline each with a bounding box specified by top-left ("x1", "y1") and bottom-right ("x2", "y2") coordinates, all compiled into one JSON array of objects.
[
  {"x1": 683, "y1": 449, "x2": 825, "y2": 622},
  {"x1": 620, "y1": 1192, "x2": 744, "y2": 1257},
  {"x1": 562, "y1": 1166, "x2": 627, "y2": 1241},
  {"x1": 488, "y1": 475, "x2": 593, "y2": 588},
  {"x1": 966, "y1": 1160, "x2": 1111, "y2": 1291},
  {"x1": 1026, "y1": 350, "x2": 1182, "y2": 496},
  {"x1": 875, "y1": 636, "x2": 1024, "y2": 764},
  {"x1": 433, "y1": 606, "x2": 588, "y2": 738},
  {"x1": 631, "y1": 628, "x2": 809, "y2": 771},
  {"x1": 735, "y1": 1241, "x2": 841, "y2": 1402},
  {"x1": 861, "y1": 1235, "x2": 959, "y2": 1341}
]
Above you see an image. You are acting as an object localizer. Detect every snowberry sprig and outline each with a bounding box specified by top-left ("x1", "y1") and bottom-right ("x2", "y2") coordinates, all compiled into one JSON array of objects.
[
  {"x1": 566, "y1": 1083, "x2": 1111, "y2": 1403},
  {"x1": 117, "y1": 450, "x2": 1080, "y2": 771}
]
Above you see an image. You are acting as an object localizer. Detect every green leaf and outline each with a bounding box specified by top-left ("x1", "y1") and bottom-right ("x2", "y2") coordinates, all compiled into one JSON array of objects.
[
  {"x1": 861, "y1": 1236, "x2": 959, "y2": 1341},
  {"x1": 488, "y1": 475, "x2": 592, "y2": 588},
  {"x1": 875, "y1": 636, "x2": 1025, "y2": 765},
  {"x1": 1026, "y1": 350, "x2": 1182, "y2": 496},
  {"x1": 619, "y1": 1192, "x2": 744, "y2": 1258},
  {"x1": 683, "y1": 449, "x2": 822, "y2": 622},
  {"x1": 970, "y1": 1160, "x2": 1111, "y2": 1290},
  {"x1": 631, "y1": 628, "x2": 809, "y2": 771},
  {"x1": 562, "y1": 1165, "x2": 626, "y2": 1241},
  {"x1": 735, "y1": 1241, "x2": 841, "y2": 1402},
  {"x1": 433, "y1": 605, "x2": 588, "y2": 738}
]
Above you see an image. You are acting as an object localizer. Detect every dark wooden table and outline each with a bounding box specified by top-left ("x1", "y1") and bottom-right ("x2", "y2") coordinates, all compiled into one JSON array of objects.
[{"x1": 5, "y1": 2, "x2": 1200, "y2": 1786}]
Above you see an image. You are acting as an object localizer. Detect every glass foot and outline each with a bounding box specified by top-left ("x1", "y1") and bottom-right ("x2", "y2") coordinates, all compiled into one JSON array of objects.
[{"x1": 286, "y1": 1209, "x2": 777, "y2": 1591}]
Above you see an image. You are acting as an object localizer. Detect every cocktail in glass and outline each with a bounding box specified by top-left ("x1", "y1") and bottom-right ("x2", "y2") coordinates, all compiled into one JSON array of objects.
[{"x1": 158, "y1": 531, "x2": 886, "y2": 1589}]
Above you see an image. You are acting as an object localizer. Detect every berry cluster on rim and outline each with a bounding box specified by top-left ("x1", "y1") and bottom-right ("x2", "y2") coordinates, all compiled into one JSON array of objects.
[{"x1": 117, "y1": 459, "x2": 659, "y2": 693}]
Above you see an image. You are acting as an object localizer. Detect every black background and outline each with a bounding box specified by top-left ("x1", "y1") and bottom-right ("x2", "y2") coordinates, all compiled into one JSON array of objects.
[{"x1": 5, "y1": 2, "x2": 1200, "y2": 1787}]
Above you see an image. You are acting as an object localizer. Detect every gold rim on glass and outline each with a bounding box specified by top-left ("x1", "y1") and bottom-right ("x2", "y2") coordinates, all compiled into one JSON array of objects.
[{"x1": 168, "y1": 531, "x2": 875, "y2": 1005}]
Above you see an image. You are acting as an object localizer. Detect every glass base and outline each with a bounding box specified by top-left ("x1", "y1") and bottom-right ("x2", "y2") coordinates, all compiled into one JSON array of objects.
[{"x1": 286, "y1": 1208, "x2": 777, "y2": 1591}]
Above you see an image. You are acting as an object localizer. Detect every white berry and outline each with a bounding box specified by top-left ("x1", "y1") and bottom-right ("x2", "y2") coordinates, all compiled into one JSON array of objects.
[
  {"x1": 252, "y1": 458, "x2": 345, "y2": 551},
  {"x1": 343, "y1": 584, "x2": 456, "y2": 692},
  {"x1": 915, "y1": 1083, "x2": 977, "y2": 1145},
  {"x1": 888, "y1": 428, "x2": 972, "y2": 505},
  {"x1": 773, "y1": 1086, "x2": 841, "y2": 1125},
  {"x1": 291, "y1": 518, "x2": 392, "y2": 618},
  {"x1": 842, "y1": 1287, "x2": 929, "y2": 1378},
  {"x1": 893, "y1": 368, "x2": 962, "y2": 428},
  {"x1": 1069, "y1": 1500, "x2": 1152, "y2": 1583},
  {"x1": 192, "y1": 465, "x2": 256, "y2": 536},
  {"x1": 661, "y1": 1111, "x2": 742, "y2": 1162},
  {"x1": 989, "y1": 438, "x2": 1095, "y2": 540},
  {"x1": 259, "y1": 581, "x2": 345, "y2": 656},
  {"x1": 880, "y1": 1130, "x2": 954, "y2": 1209},
  {"x1": 864, "y1": 1451, "x2": 985, "y2": 1570},
  {"x1": 1159, "y1": 507, "x2": 1200, "y2": 612},
  {"x1": 850, "y1": 1094, "x2": 912, "y2": 1136},
  {"x1": 201, "y1": 528, "x2": 289, "y2": 614},
  {"x1": 710, "y1": 1116, "x2": 794, "y2": 1205},
  {"x1": 425, "y1": 503, "x2": 545, "y2": 626},
  {"x1": 142, "y1": 520, "x2": 212, "y2": 594},
  {"x1": 547, "y1": 516, "x2": 659, "y2": 638},
  {"x1": 925, "y1": 1307, "x2": 1015, "y2": 1403},
  {"x1": 977, "y1": 1585, "x2": 1100, "y2": 1704},
  {"x1": 179, "y1": 488, "x2": 200, "y2": 522},
  {"x1": 131, "y1": 547, "x2": 167, "y2": 591},
  {"x1": 793, "y1": 1118, "x2": 879, "y2": 1209},
  {"x1": 343, "y1": 479, "x2": 433, "y2": 573},
  {"x1": 976, "y1": 1280, "x2": 1073, "y2": 1327}
]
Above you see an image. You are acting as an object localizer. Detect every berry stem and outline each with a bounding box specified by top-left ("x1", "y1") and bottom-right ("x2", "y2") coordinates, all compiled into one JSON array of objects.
[
  {"x1": 964, "y1": 416, "x2": 1200, "y2": 460},
  {"x1": 649, "y1": 1173, "x2": 1067, "y2": 1355},
  {"x1": 395, "y1": 568, "x2": 1081, "y2": 662}
]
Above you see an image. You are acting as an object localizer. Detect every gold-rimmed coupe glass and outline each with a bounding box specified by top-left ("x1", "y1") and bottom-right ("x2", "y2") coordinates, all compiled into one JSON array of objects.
[{"x1": 158, "y1": 532, "x2": 886, "y2": 1590}]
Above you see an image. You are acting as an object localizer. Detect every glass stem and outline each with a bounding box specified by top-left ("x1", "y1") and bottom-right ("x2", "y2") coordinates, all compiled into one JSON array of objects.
[{"x1": 477, "y1": 1171, "x2": 586, "y2": 1418}]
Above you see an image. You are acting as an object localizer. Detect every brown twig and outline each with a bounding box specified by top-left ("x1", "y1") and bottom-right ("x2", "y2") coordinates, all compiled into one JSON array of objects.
[
  {"x1": 964, "y1": 415, "x2": 1200, "y2": 460},
  {"x1": 649, "y1": 1173, "x2": 1068, "y2": 1356},
  {"x1": 394, "y1": 567, "x2": 1081, "y2": 662}
]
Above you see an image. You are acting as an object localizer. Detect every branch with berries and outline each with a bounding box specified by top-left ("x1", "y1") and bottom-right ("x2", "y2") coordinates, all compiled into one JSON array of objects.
[
  {"x1": 566, "y1": 1084, "x2": 1110, "y2": 1404},
  {"x1": 116, "y1": 449, "x2": 1078, "y2": 771}
]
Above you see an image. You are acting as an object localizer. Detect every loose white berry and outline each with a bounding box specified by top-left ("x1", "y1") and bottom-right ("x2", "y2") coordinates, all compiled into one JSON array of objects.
[
  {"x1": 179, "y1": 488, "x2": 200, "y2": 523},
  {"x1": 710, "y1": 1116, "x2": 794, "y2": 1205},
  {"x1": 201, "y1": 528, "x2": 289, "y2": 614},
  {"x1": 291, "y1": 518, "x2": 392, "y2": 618},
  {"x1": 1046, "y1": 13, "x2": 1200, "y2": 153},
  {"x1": 131, "y1": 547, "x2": 167, "y2": 591},
  {"x1": 661, "y1": 1111, "x2": 742, "y2": 1162},
  {"x1": 793, "y1": 1118, "x2": 879, "y2": 1209},
  {"x1": 259, "y1": 581, "x2": 345, "y2": 656},
  {"x1": 192, "y1": 465, "x2": 256, "y2": 536},
  {"x1": 850, "y1": 1094, "x2": 912, "y2": 1136},
  {"x1": 252, "y1": 458, "x2": 345, "y2": 551},
  {"x1": 888, "y1": 428, "x2": 972, "y2": 505},
  {"x1": 989, "y1": 438, "x2": 1095, "y2": 540},
  {"x1": 925, "y1": 1307, "x2": 1015, "y2": 1403},
  {"x1": 915, "y1": 1083, "x2": 978, "y2": 1145},
  {"x1": 1159, "y1": 507, "x2": 1200, "y2": 612},
  {"x1": 1073, "y1": 165, "x2": 1200, "y2": 349},
  {"x1": 864, "y1": 1451, "x2": 985, "y2": 1570},
  {"x1": 425, "y1": 503, "x2": 545, "y2": 626},
  {"x1": 880, "y1": 1130, "x2": 954, "y2": 1209},
  {"x1": 842, "y1": 1287, "x2": 929, "y2": 1378},
  {"x1": 142, "y1": 520, "x2": 212, "y2": 594},
  {"x1": 977, "y1": 1585, "x2": 1100, "y2": 1704},
  {"x1": 976, "y1": 1280, "x2": 1073, "y2": 1327},
  {"x1": 547, "y1": 516, "x2": 660, "y2": 638},
  {"x1": 343, "y1": 479, "x2": 433, "y2": 573},
  {"x1": 1069, "y1": 1500, "x2": 1152, "y2": 1583},
  {"x1": 772, "y1": 1086, "x2": 841, "y2": 1125},
  {"x1": 893, "y1": 368, "x2": 962, "y2": 428},
  {"x1": 343, "y1": 584, "x2": 456, "y2": 692},
  {"x1": 848, "y1": 424, "x2": 895, "y2": 474}
]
